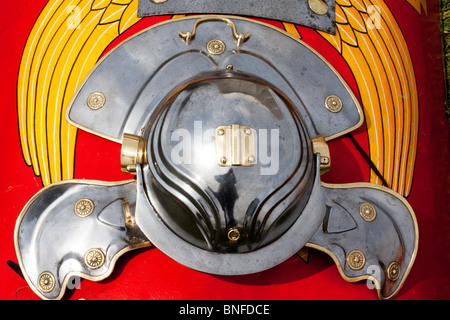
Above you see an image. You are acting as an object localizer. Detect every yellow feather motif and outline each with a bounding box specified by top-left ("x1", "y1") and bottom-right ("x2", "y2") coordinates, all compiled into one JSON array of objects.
[
  {"x1": 17, "y1": 0, "x2": 141, "y2": 186},
  {"x1": 318, "y1": 0, "x2": 421, "y2": 196}
]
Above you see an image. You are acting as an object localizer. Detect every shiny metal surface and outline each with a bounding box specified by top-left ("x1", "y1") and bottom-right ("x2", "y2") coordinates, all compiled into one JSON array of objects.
[
  {"x1": 135, "y1": 157, "x2": 326, "y2": 275},
  {"x1": 137, "y1": 0, "x2": 336, "y2": 34},
  {"x1": 215, "y1": 124, "x2": 257, "y2": 167},
  {"x1": 14, "y1": 180, "x2": 150, "y2": 300},
  {"x1": 67, "y1": 16, "x2": 362, "y2": 144},
  {"x1": 307, "y1": 183, "x2": 418, "y2": 300},
  {"x1": 141, "y1": 72, "x2": 315, "y2": 253}
]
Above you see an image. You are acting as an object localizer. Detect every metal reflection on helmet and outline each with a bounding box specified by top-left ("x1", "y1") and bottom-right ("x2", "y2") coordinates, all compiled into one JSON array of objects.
[{"x1": 142, "y1": 71, "x2": 314, "y2": 253}]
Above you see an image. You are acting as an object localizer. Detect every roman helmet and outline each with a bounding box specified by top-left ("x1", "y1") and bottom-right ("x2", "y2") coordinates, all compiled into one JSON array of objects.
[{"x1": 14, "y1": 4, "x2": 418, "y2": 300}]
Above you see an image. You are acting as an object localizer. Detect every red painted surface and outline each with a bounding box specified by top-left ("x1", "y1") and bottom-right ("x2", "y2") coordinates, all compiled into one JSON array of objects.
[{"x1": 0, "y1": 0, "x2": 448, "y2": 300}]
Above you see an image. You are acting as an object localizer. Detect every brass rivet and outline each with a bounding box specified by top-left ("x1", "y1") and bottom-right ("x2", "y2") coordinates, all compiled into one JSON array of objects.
[
  {"x1": 244, "y1": 127, "x2": 252, "y2": 135},
  {"x1": 228, "y1": 228, "x2": 240, "y2": 242},
  {"x1": 360, "y1": 202, "x2": 377, "y2": 222},
  {"x1": 248, "y1": 155, "x2": 255, "y2": 163},
  {"x1": 218, "y1": 129, "x2": 225, "y2": 136},
  {"x1": 387, "y1": 261, "x2": 401, "y2": 281},
  {"x1": 220, "y1": 156, "x2": 227, "y2": 164},
  {"x1": 226, "y1": 64, "x2": 233, "y2": 70},
  {"x1": 325, "y1": 95, "x2": 343, "y2": 113},
  {"x1": 87, "y1": 92, "x2": 106, "y2": 110},
  {"x1": 321, "y1": 156, "x2": 330, "y2": 165},
  {"x1": 74, "y1": 198, "x2": 95, "y2": 217},
  {"x1": 84, "y1": 248, "x2": 105, "y2": 269},
  {"x1": 38, "y1": 271, "x2": 55, "y2": 293},
  {"x1": 207, "y1": 39, "x2": 226, "y2": 55},
  {"x1": 308, "y1": 0, "x2": 329, "y2": 15},
  {"x1": 347, "y1": 250, "x2": 366, "y2": 270}
]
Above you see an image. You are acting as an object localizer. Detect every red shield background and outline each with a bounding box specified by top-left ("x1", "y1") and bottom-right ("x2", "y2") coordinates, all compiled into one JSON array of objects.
[{"x1": 0, "y1": 0, "x2": 449, "y2": 300}]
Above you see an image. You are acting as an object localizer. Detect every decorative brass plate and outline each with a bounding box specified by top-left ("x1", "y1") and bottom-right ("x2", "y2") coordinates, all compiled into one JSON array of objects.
[{"x1": 215, "y1": 125, "x2": 256, "y2": 167}]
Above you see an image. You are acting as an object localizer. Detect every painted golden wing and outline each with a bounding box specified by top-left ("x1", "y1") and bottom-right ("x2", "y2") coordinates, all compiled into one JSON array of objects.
[
  {"x1": 17, "y1": 0, "x2": 141, "y2": 186},
  {"x1": 317, "y1": 0, "x2": 425, "y2": 197}
]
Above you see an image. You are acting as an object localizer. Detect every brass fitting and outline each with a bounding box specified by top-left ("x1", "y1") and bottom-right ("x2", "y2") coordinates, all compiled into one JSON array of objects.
[{"x1": 121, "y1": 134, "x2": 147, "y2": 174}]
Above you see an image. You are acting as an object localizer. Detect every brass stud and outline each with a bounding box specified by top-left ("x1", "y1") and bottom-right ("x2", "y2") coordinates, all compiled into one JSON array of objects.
[
  {"x1": 74, "y1": 198, "x2": 95, "y2": 217},
  {"x1": 308, "y1": 0, "x2": 329, "y2": 15},
  {"x1": 227, "y1": 228, "x2": 240, "y2": 243},
  {"x1": 84, "y1": 248, "x2": 105, "y2": 269},
  {"x1": 226, "y1": 64, "x2": 233, "y2": 70},
  {"x1": 220, "y1": 156, "x2": 227, "y2": 164},
  {"x1": 207, "y1": 39, "x2": 226, "y2": 55},
  {"x1": 87, "y1": 92, "x2": 106, "y2": 110},
  {"x1": 38, "y1": 271, "x2": 55, "y2": 293},
  {"x1": 347, "y1": 250, "x2": 366, "y2": 271},
  {"x1": 321, "y1": 156, "x2": 330, "y2": 165},
  {"x1": 248, "y1": 155, "x2": 255, "y2": 163},
  {"x1": 217, "y1": 129, "x2": 225, "y2": 136},
  {"x1": 325, "y1": 95, "x2": 343, "y2": 113},
  {"x1": 387, "y1": 261, "x2": 401, "y2": 281},
  {"x1": 360, "y1": 202, "x2": 377, "y2": 222}
]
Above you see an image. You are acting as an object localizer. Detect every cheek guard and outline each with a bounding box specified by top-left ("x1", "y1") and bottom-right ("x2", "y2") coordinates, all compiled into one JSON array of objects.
[{"x1": 14, "y1": 16, "x2": 418, "y2": 300}]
